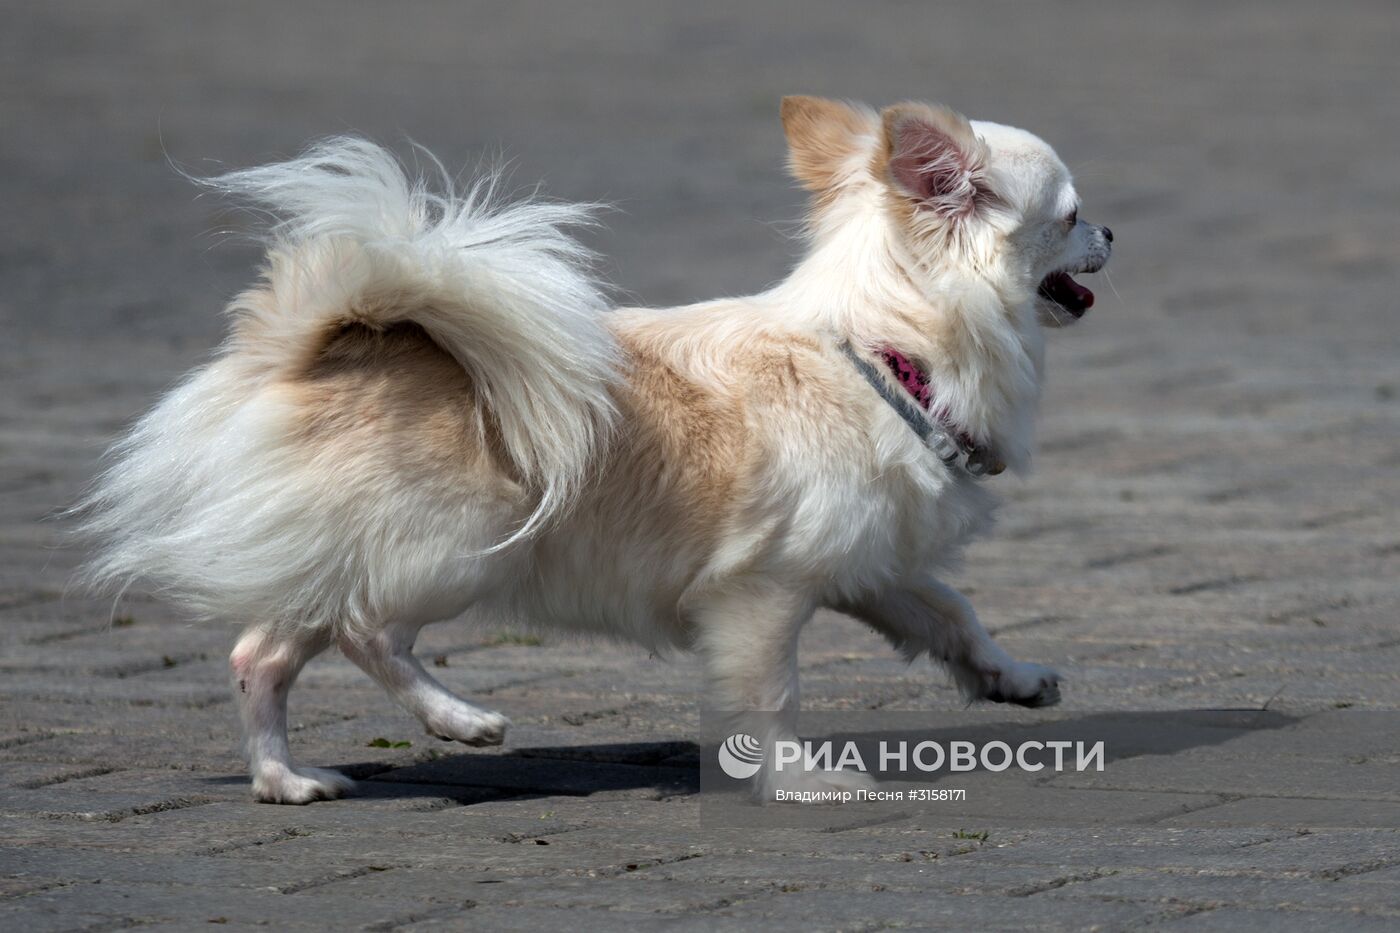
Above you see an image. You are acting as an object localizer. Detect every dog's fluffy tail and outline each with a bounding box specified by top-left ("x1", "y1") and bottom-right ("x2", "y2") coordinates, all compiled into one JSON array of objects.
[
  {"x1": 219, "y1": 138, "x2": 618, "y2": 542},
  {"x1": 125, "y1": 137, "x2": 616, "y2": 545},
  {"x1": 76, "y1": 139, "x2": 619, "y2": 616}
]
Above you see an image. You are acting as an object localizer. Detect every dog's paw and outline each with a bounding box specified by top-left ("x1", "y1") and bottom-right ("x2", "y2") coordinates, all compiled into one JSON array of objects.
[
  {"x1": 253, "y1": 765, "x2": 355, "y2": 805},
  {"x1": 424, "y1": 703, "x2": 510, "y2": 747},
  {"x1": 984, "y1": 661, "x2": 1061, "y2": 708},
  {"x1": 760, "y1": 767, "x2": 879, "y2": 804}
]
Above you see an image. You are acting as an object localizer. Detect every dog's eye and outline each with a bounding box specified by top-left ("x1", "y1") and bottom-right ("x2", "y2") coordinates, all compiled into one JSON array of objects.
[{"x1": 1063, "y1": 209, "x2": 1078, "y2": 227}]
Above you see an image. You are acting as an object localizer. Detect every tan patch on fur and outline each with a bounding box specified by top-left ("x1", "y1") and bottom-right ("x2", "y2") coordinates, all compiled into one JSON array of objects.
[
  {"x1": 725, "y1": 332, "x2": 824, "y2": 405},
  {"x1": 611, "y1": 334, "x2": 749, "y2": 538},
  {"x1": 594, "y1": 318, "x2": 856, "y2": 564},
  {"x1": 288, "y1": 322, "x2": 522, "y2": 492},
  {"x1": 780, "y1": 96, "x2": 874, "y2": 203}
]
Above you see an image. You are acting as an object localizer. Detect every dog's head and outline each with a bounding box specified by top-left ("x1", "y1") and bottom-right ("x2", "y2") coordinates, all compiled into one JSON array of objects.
[{"x1": 781, "y1": 97, "x2": 1111, "y2": 327}]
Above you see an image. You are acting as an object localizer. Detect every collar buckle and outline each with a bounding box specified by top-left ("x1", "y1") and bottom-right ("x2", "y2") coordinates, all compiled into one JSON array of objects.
[{"x1": 964, "y1": 446, "x2": 1005, "y2": 477}]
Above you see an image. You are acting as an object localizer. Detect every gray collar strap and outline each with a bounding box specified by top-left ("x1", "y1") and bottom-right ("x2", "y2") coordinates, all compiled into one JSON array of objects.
[{"x1": 836, "y1": 340, "x2": 1004, "y2": 477}]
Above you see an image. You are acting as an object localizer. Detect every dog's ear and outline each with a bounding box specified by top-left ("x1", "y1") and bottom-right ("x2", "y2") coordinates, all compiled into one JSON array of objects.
[
  {"x1": 781, "y1": 96, "x2": 872, "y2": 195},
  {"x1": 880, "y1": 102, "x2": 990, "y2": 219}
]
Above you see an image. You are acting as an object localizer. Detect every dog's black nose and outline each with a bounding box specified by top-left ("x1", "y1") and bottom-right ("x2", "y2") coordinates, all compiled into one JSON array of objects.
[{"x1": 1101, "y1": 225, "x2": 1114, "y2": 243}]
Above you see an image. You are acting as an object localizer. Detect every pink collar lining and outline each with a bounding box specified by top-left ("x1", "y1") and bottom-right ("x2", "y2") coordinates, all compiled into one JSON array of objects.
[
  {"x1": 878, "y1": 347, "x2": 934, "y2": 410},
  {"x1": 878, "y1": 347, "x2": 981, "y2": 455}
]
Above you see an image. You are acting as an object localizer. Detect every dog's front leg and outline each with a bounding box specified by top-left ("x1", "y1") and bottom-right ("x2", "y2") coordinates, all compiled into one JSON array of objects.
[
  {"x1": 833, "y1": 580, "x2": 1061, "y2": 707},
  {"x1": 694, "y1": 580, "x2": 875, "y2": 800}
]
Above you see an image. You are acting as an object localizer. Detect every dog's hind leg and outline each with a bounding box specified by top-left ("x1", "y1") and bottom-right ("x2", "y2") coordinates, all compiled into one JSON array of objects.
[
  {"x1": 833, "y1": 580, "x2": 1060, "y2": 707},
  {"x1": 338, "y1": 622, "x2": 509, "y2": 747},
  {"x1": 231, "y1": 624, "x2": 353, "y2": 804}
]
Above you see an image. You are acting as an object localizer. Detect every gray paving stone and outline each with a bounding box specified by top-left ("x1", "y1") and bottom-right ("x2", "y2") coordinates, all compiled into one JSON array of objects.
[
  {"x1": 0, "y1": 768, "x2": 242, "y2": 821},
  {"x1": 632, "y1": 890, "x2": 1178, "y2": 932},
  {"x1": 1048, "y1": 750, "x2": 1400, "y2": 801},
  {"x1": 0, "y1": 881, "x2": 475, "y2": 930},
  {"x1": 1155, "y1": 909, "x2": 1400, "y2": 932},
  {"x1": 0, "y1": 847, "x2": 297, "y2": 890},
  {"x1": 1158, "y1": 797, "x2": 1400, "y2": 830},
  {"x1": 1055, "y1": 869, "x2": 1400, "y2": 914}
]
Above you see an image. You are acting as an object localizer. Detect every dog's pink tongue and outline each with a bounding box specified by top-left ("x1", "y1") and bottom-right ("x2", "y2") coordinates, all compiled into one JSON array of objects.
[{"x1": 1042, "y1": 272, "x2": 1095, "y2": 313}]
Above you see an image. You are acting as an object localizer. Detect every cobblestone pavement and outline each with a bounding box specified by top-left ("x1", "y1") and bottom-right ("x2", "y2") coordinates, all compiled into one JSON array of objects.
[{"x1": 3, "y1": 1, "x2": 1399, "y2": 929}]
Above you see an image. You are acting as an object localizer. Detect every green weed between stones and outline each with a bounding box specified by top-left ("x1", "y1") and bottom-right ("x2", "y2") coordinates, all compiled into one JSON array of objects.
[{"x1": 366, "y1": 737, "x2": 413, "y2": 749}]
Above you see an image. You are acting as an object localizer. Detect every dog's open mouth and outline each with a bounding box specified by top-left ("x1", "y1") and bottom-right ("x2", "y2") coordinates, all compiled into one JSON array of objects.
[{"x1": 1037, "y1": 271, "x2": 1095, "y2": 319}]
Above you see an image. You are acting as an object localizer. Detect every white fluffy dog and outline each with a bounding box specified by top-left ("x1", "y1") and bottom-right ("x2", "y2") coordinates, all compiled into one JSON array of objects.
[{"x1": 79, "y1": 97, "x2": 1111, "y2": 803}]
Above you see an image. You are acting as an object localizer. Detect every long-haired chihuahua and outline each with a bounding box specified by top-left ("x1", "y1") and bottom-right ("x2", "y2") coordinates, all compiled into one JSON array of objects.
[{"x1": 78, "y1": 97, "x2": 1110, "y2": 802}]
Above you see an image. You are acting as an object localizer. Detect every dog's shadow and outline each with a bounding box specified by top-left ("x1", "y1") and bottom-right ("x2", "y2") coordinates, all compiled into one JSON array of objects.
[
  {"x1": 286, "y1": 710, "x2": 1300, "y2": 803},
  {"x1": 333, "y1": 739, "x2": 702, "y2": 804}
]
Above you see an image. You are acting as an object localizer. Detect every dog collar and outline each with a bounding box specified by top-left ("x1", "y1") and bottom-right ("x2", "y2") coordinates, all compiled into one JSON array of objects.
[{"x1": 837, "y1": 341, "x2": 1005, "y2": 477}]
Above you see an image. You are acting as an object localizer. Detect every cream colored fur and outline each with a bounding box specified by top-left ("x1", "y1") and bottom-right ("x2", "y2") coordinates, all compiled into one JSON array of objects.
[{"x1": 77, "y1": 100, "x2": 1111, "y2": 803}]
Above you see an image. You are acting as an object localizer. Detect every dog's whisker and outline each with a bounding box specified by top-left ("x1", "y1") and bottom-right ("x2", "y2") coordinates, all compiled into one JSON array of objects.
[{"x1": 1102, "y1": 268, "x2": 1125, "y2": 304}]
